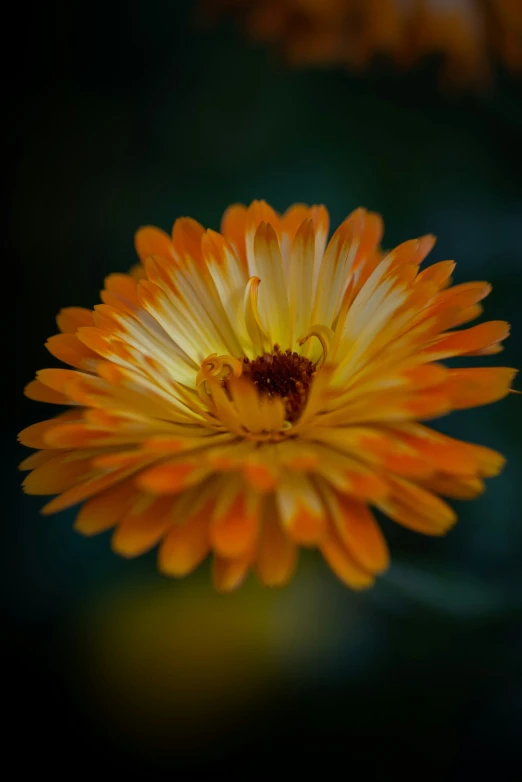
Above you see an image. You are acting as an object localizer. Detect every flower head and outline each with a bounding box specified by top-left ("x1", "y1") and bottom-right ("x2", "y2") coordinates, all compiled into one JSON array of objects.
[
  {"x1": 202, "y1": 0, "x2": 522, "y2": 87},
  {"x1": 20, "y1": 200, "x2": 516, "y2": 591}
]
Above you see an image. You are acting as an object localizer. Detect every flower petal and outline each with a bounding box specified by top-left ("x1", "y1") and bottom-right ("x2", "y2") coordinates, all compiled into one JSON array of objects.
[
  {"x1": 322, "y1": 487, "x2": 390, "y2": 573},
  {"x1": 56, "y1": 307, "x2": 94, "y2": 333},
  {"x1": 74, "y1": 480, "x2": 137, "y2": 535},
  {"x1": 255, "y1": 501, "x2": 297, "y2": 587},
  {"x1": 111, "y1": 496, "x2": 174, "y2": 557},
  {"x1": 212, "y1": 551, "x2": 252, "y2": 592},
  {"x1": 319, "y1": 525, "x2": 375, "y2": 589},
  {"x1": 210, "y1": 490, "x2": 260, "y2": 558},
  {"x1": 158, "y1": 496, "x2": 213, "y2": 577},
  {"x1": 276, "y1": 472, "x2": 326, "y2": 545},
  {"x1": 377, "y1": 478, "x2": 457, "y2": 535}
]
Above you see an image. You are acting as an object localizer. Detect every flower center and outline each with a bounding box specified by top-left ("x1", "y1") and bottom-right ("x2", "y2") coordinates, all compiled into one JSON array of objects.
[{"x1": 241, "y1": 345, "x2": 316, "y2": 423}]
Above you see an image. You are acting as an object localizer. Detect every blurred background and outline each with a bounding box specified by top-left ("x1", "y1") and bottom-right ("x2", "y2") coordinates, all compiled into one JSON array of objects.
[{"x1": 6, "y1": 1, "x2": 522, "y2": 777}]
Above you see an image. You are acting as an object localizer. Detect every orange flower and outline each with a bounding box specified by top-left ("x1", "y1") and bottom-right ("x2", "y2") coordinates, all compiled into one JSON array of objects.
[
  {"x1": 20, "y1": 201, "x2": 516, "y2": 591},
  {"x1": 201, "y1": 0, "x2": 522, "y2": 87}
]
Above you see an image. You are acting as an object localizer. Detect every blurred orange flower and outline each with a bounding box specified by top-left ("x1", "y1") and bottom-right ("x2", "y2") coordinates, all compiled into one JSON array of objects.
[
  {"x1": 20, "y1": 201, "x2": 516, "y2": 590},
  {"x1": 201, "y1": 0, "x2": 522, "y2": 86}
]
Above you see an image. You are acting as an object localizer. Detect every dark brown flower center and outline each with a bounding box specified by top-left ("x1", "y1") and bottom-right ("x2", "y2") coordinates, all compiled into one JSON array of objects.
[{"x1": 241, "y1": 345, "x2": 315, "y2": 423}]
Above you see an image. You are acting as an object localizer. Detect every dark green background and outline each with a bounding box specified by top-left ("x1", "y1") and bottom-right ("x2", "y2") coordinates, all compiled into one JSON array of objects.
[{"x1": 7, "y1": 2, "x2": 522, "y2": 777}]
